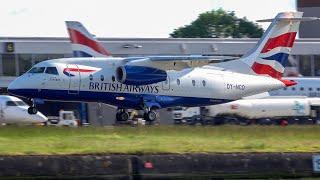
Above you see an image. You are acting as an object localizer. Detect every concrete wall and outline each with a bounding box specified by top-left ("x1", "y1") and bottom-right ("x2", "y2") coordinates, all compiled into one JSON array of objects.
[{"x1": 0, "y1": 153, "x2": 319, "y2": 179}]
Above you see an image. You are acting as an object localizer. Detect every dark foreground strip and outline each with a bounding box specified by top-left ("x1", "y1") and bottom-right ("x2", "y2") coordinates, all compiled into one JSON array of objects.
[{"x1": 0, "y1": 153, "x2": 319, "y2": 179}]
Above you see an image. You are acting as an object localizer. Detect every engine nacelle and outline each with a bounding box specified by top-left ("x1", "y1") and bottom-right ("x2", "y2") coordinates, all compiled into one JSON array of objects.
[{"x1": 116, "y1": 65, "x2": 167, "y2": 85}]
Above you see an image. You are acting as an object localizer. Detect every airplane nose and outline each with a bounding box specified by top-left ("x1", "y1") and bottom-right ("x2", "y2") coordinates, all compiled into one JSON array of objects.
[
  {"x1": 8, "y1": 79, "x2": 19, "y2": 96},
  {"x1": 33, "y1": 112, "x2": 48, "y2": 123}
]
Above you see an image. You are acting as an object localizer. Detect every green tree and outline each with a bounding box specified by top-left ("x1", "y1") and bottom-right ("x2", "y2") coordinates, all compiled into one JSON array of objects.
[{"x1": 170, "y1": 9, "x2": 263, "y2": 38}]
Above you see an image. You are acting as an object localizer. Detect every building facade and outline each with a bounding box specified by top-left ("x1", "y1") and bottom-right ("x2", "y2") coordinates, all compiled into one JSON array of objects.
[{"x1": 297, "y1": 0, "x2": 320, "y2": 38}]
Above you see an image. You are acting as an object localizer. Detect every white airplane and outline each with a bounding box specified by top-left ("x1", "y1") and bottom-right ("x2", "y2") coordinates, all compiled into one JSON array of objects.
[
  {"x1": 66, "y1": 18, "x2": 320, "y2": 100},
  {"x1": 0, "y1": 95, "x2": 47, "y2": 124},
  {"x1": 7, "y1": 12, "x2": 310, "y2": 122}
]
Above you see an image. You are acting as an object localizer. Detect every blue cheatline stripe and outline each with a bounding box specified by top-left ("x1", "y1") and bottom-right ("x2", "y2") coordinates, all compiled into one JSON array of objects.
[
  {"x1": 63, "y1": 71, "x2": 75, "y2": 77},
  {"x1": 8, "y1": 88, "x2": 232, "y2": 109},
  {"x1": 261, "y1": 53, "x2": 289, "y2": 67},
  {"x1": 73, "y1": 51, "x2": 93, "y2": 57}
]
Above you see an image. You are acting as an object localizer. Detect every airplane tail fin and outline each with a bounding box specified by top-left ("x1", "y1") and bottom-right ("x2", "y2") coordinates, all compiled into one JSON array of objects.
[
  {"x1": 65, "y1": 21, "x2": 111, "y2": 57},
  {"x1": 240, "y1": 12, "x2": 311, "y2": 79}
]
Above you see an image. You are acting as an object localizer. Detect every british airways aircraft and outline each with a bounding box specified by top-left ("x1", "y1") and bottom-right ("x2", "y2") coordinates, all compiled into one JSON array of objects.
[
  {"x1": 66, "y1": 17, "x2": 320, "y2": 100},
  {"x1": 8, "y1": 12, "x2": 309, "y2": 122}
]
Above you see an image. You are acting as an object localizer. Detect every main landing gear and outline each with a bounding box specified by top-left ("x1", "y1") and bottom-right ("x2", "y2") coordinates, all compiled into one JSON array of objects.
[
  {"x1": 144, "y1": 109, "x2": 158, "y2": 122},
  {"x1": 116, "y1": 109, "x2": 130, "y2": 122},
  {"x1": 115, "y1": 108, "x2": 159, "y2": 124},
  {"x1": 27, "y1": 99, "x2": 38, "y2": 115}
]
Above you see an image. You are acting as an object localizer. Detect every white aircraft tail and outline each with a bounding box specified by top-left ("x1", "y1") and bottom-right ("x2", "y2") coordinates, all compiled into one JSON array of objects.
[
  {"x1": 239, "y1": 12, "x2": 319, "y2": 81},
  {"x1": 65, "y1": 21, "x2": 111, "y2": 57},
  {"x1": 217, "y1": 12, "x2": 318, "y2": 84}
]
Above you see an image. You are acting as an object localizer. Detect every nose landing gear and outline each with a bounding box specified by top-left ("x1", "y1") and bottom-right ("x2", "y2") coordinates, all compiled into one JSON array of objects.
[{"x1": 27, "y1": 99, "x2": 38, "y2": 115}]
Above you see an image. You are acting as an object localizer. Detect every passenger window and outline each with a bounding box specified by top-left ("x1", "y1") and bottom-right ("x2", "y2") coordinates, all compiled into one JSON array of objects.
[
  {"x1": 100, "y1": 75, "x2": 104, "y2": 81},
  {"x1": 317, "y1": 88, "x2": 320, "y2": 91},
  {"x1": 202, "y1": 80, "x2": 206, "y2": 87},
  {"x1": 28, "y1": 67, "x2": 45, "y2": 73},
  {"x1": 309, "y1": 87, "x2": 313, "y2": 91},
  {"x1": 89, "y1": 74, "x2": 93, "y2": 81},
  {"x1": 192, "y1": 80, "x2": 196, "y2": 86},
  {"x1": 45, "y1": 67, "x2": 59, "y2": 75},
  {"x1": 300, "y1": 87, "x2": 304, "y2": 91},
  {"x1": 292, "y1": 87, "x2": 296, "y2": 91},
  {"x1": 177, "y1": 79, "x2": 180, "y2": 85},
  {"x1": 283, "y1": 87, "x2": 287, "y2": 90},
  {"x1": 6, "y1": 101, "x2": 17, "y2": 106}
]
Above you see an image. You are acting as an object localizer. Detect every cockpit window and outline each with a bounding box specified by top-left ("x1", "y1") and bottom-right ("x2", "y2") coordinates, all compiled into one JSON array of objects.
[
  {"x1": 45, "y1": 67, "x2": 59, "y2": 75},
  {"x1": 28, "y1": 67, "x2": 45, "y2": 74},
  {"x1": 6, "y1": 101, "x2": 27, "y2": 106}
]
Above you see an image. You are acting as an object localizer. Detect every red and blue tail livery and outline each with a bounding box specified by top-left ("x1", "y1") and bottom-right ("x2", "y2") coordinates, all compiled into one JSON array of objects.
[
  {"x1": 241, "y1": 12, "x2": 302, "y2": 80},
  {"x1": 66, "y1": 21, "x2": 111, "y2": 58}
]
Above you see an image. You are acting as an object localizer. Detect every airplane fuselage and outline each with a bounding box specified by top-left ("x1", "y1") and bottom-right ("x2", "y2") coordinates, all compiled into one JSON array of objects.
[{"x1": 8, "y1": 58, "x2": 286, "y2": 109}]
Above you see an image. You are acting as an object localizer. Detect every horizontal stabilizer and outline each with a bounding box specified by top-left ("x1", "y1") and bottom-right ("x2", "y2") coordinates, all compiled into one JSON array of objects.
[{"x1": 257, "y1": 17, "x2": 319, "y2": 22}]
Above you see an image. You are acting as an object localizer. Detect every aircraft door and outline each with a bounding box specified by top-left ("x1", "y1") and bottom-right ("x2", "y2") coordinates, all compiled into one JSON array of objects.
[
  {"x1": 66, "y1": 64, "x2": 81, "y2": 94},
  {"x1": 162, "y1": 75, "x2": 170, "y2": 91}
]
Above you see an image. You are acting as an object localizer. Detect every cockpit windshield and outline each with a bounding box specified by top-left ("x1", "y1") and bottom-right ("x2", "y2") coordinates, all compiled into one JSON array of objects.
[
  {"x1": 28, "y1": 67, "x2": 45, "y2": 74},
  {"x1": 6, "y1": 101, "x2": 27, "y2": 107},
  {"x1": 45, "y1": 67, "x2": 59, "y2": 75}
]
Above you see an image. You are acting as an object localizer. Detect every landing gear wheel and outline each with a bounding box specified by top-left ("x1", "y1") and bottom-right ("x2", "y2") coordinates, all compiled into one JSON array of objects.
[
  {"x1": 28, "y1": 106, "x2": 38, "y2": 115},
  {"x1": 144, "y1": 110, "x2": 158, "y2": 122},
  {"x1": 116, "y1": 111, "x2": 130, "y2": 122}
]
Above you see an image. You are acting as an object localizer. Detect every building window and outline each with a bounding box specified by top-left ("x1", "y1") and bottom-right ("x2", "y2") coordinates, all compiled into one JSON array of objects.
[
  {"x1": 47, "y1": 54, "x2": 64, "y2": 60},
  {"x1": 18, "y1": 54, "x2": 32, "y2": 75},
  {"x1": 2, "y1": 54, "x2": 16, "y2": 76},
  {"x1": 292, "y1": 87, "x2": 296, "y2": 91},
  {"x1": 192, "y1": 80, "x2": 195, "y2": 86},
  {"x1": 283, "y1": 87, "x2": 287, "y2": 90},
  {"x1": 89, "y1": 74, "x2": 93, "y2": 81},
  {"x1": 317, "y1": 88, "x2": 320, "y2": 91},
  {"x1": 309, "y1": 87, "x2": 313, "y2": 91},
  {"x1": 100, "y1": 75, "x2": 104, "y2": 81},
  {"x1": 33, "y1": 54, "x2": 49, "y2": 65},
  {"x1": 177, "y1": 79, "x2": 180, "y2": 85},
  {"x1": 314, "y1": 55, "x2": 320, "y2": 76},
  {"x1": 299, "y1": 55, "x2": 312, "y2": 76}
]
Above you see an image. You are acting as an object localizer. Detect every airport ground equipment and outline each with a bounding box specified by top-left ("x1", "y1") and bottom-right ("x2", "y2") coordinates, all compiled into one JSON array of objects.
[
  {"x1": 172, "y1": 97, "x2": 320, "y2": 125},
  {"x1": 47, "y1": 110, "x2": 79, "y2": 127}
]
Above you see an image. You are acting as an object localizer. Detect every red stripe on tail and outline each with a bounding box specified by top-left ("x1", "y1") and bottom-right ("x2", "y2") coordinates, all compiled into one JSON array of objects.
[
  {"x1": 68, "y1": 28, "x2": 111, "y2": 56},
  {"x1": 261, "y1": 32, "x2": 297, "y2": 53},
  {"x1": 251, "y1": 62, "x2": 282, "y2": 79}
]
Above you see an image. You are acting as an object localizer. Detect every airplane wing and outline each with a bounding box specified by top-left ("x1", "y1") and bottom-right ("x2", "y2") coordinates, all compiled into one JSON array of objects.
[{"x1": 124, "y1": 55, "x2": 238, "y2": 70}]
